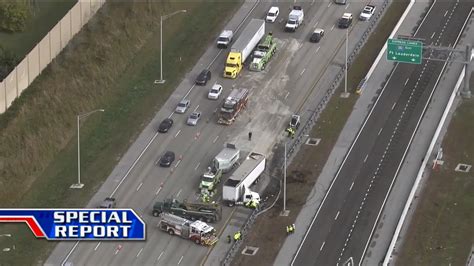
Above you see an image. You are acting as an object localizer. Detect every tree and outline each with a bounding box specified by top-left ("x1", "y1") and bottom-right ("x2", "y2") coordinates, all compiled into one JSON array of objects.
[
  {"x1": 0, "y1": 45, "x2": 18, "y2": 81},
  {"x1": 0, "y1": 1, "x2": 31, "y2": 33}
]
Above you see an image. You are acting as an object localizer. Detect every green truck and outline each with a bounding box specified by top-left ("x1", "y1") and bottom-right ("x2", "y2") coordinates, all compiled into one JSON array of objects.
[
  {"x1": 200, "y1": 167, "x2": 223, "y2": 195},
  {"x1": 249, "y1": 33, "x2": 277, "y2": 71},
  {"x1": 152, "y1": 198, "x2": 221, "y2": 223}
]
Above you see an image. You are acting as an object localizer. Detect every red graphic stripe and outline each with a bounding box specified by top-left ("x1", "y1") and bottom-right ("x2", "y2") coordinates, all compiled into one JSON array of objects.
[{"x1": 0, "y1": 217, "x2": 45, "y2": 238}]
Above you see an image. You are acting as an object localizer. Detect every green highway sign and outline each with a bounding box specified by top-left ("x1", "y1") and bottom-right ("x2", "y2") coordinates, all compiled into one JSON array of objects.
[{"x1": 387, "y1": 38, "x2": 423, "y2": 64}]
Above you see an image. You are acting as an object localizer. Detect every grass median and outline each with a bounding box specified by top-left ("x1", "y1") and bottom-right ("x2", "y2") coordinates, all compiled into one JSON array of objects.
[
  {"x1": 233, "y1": 1, "x2": 410, "y2": 265},
  {"x1": 0, "y1": 1, "x2": 241, "y2": 265},
  {"x1": 397, "y1": 94, "x2": 474, "y2": 265}
]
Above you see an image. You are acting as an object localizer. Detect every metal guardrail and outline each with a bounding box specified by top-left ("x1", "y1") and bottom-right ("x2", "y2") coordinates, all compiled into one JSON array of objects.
[{"x1": 221, "y1": 1, "x2": 391, "y2": 265}]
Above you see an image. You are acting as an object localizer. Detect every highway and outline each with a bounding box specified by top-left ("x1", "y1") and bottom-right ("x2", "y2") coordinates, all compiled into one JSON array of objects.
[
  {"x1": 46, "y1": 0, "x2": 379, "y2": 265},
  {"x1": 292, "y1": 1, "x2": 472, "y2": 265}
]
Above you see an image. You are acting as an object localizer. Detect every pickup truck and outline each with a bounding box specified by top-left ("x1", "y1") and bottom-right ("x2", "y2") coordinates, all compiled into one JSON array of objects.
[
  {"x1": 359, "y1": 5, "x2": 376, "y2": 21},
  {"x1": 285, "y1": 6, "x2": 304, "y2": 32}
]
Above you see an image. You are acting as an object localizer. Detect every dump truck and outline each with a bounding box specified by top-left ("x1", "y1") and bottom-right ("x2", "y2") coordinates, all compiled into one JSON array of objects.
[
  {"x1": 217, "y1": 88, "x2": 249, "y2": 125},
  {"x1": 224, "y1": 19, "x2": 265, "y2": 79},
  {"x1": 285, "y1": 6, "x2": 304, "y2": 32},
  {"x1": 223, "y1": 152, "x2": 266, "y2": 206},
  {"x1": 200, "y1": 166, "x2": 223, "y2": 195},
  {"x1": 158, "y1": 213, "x2": 218, "y2": 246},
  {"x1": 249, "y1": 33, "x2": 277, "y2": 71},
  {"x1": 152, "y1": 198, "x2": 221, "y2": 223}
]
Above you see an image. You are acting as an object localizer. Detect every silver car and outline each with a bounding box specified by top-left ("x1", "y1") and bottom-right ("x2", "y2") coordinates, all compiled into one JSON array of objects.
[
  {"x1": 187, "y1": 112, "x2": 201, "y2": 126},
  {"x1": 175, "y1": 99, "x2": 190, "y2": 114}
]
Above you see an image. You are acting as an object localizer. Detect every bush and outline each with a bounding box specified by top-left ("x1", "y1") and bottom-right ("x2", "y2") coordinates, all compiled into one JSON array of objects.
[
  {"x1": 0, "y1": 1, "x2": 31, "y2": 33},
  {"x1": 0, "y1": 45, "x2": 18, "y2": 80}
]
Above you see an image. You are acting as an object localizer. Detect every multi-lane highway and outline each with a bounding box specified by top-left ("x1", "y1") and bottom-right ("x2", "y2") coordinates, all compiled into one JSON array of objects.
[
  {"x1": 46, "y1": 1, "x2": 380, "y2": 265},
  {"x1": 292, "y1": 1, "x2": 472, "y2": 265}
]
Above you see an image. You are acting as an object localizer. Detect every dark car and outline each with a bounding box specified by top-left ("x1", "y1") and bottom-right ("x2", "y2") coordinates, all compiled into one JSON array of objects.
[
  {"x1": 195, "y1": 69, "x2": 211, "y2": 85},
  {"x1": 159, "y1": 151, "x2": 175, "y2": 167},
  {"x1": 310, "y1": 28, "x2": 325, "y2": 43},
  {"x1": 338, "y1": 13, "x2": 353, "y2": 29},
  {"x1": 158, "y1": 118, "x2": 173, "y2": 133},
  {"x1": 99, "y1": 197, "x2": 116, "y2": 208}
]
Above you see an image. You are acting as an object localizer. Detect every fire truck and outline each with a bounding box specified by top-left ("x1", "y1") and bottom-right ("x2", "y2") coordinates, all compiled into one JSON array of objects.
[
  {"x1": 217, "y1": 88, "x2": 249, "y2": 125},
  {"x1": 157, "y1": 213, "x2": 218, "y2": 246}
]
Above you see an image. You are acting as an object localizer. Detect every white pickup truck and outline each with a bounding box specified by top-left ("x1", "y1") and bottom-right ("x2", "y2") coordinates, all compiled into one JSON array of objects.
[
  {"x1": 285, "y1": 6, "x2": 304, "y2": 32},
  {"x1": 359, "y1": 5, "x2": 376, "y2": 21}
]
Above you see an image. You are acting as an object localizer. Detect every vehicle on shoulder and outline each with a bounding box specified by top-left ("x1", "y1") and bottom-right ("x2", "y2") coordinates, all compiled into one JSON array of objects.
[
  {"x1": 266, "y1": 6, "x2": 279, "y2": 23},
  {"x1": 338, "y1": 13, "x2": 353, "y2": 28},
  {"x1": 310, "y1": 28, "x2": 325, "y2": 43},
  {"x1": 187, "y1": 112, "x2": 201, "y2": 126},
  {"x1": 158, "y1": 118, "x2": 173, "y2": 133},
  {"x1": 159, "y1": 151, "x2": 175, "y2": 167},
  {"x1": 175, "y1": 99, "x2": 190, "y2": 114},
  {"x1": 195, "y1": 69, "x2": 211, "y2": 86},
  {"x1": 208, "y1": 83, "x2": 223, "y2": 100}
]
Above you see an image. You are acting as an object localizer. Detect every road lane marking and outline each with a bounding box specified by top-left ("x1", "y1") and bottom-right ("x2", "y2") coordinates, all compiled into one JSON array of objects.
[
  {"x1": 285, "y1": 91, "x2": 290, "y2": 99},
  {"x1": 136, "y1": 248, "x2": 143, "y2": 258},
  {"x1": 195, "y1": 162, "x2": 201, "y2": 170},
  {"x1": 178, "y1": 255, "x2": 184, "y2": 265},
  {"x1": 300, "y1": 68, "x2": 306, "y2": 76},
  {"x1": 194, "y1": 105, "x2": 199, "y2": 112},
  {"x1": 391, "y1": 102, "x2": 396, "y2": 110},
  {"x1": 94, "y1": 242, "x2": 101, "y2": 251},
  {"x1": 314, "y1": 21, "x2": 319, "y2": 27},
  {"x1": 156, "y1": 186, "x2": 162, "y2": 195},
  {"x1": 156, "y1": 251, "x2": 164, "y2": 262},
  {"x1": 327, "y1": 2, "x2": 331, "y2": 7},
  {"x1": 176, "y1": 189, "x2": 182, "y2": 198},
  {"x1": 430, "y1": 32, "x2": 436, "y2": 39},
  {"x1": 320, "y1": 241, "x2": 325, "y2": 251},
  {"x1": 175, "y1": 130, "x2": 181, "y2": 138},
  {"x1": 331, "y1": 25, "x2": 335, "y2": 31},
  {"x1": 175, "y1": 159, "x2": 182, "y2": 168},
  {"x1": 136, "y1": 182, "x2": 143, "y2": 191},
  {"x1": 364, "y1": 154, "x2": 369, "y2": 163},
  {"x1": 404, "y1": 78, "x2": 409, "y2": 86},
  {"x1": 334, "y1": 211, "x2": 340, "y2": 220},
  {"x1": 316, "y1": 46, "x2": 321, "y2": 53},
  {"x1": 349, "y1": 181, "x2": 354, "y2": 191},
  {"x1": 444, "y1": 10, "x2": 449, "y2": 16},
  {"x1": 345, "y1": 3, "x2": 350, "y2": 9},
  {"x1": 378, "y1": 128, "x2": 383, "y2": 136},
  {"x1": 213, "y1": 135, "x2": 219, "y2": 143}
]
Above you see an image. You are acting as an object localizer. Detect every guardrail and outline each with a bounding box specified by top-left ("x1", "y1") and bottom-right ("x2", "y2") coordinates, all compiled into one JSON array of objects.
[{"x1": 221, "y1": 1, "x2": 391, "y2": 264}]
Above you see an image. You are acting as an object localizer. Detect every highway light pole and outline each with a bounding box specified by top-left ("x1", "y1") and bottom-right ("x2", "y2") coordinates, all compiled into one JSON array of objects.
[
  {"x1": 281, "y1": 142, "x2": 289, "y2": 216},
  {"x1": 341, "y1": 28, "x2": 350, "y2": 98},
  {"x1": 71, "y1": 109, "x2": 105, "y2": 189},
  {"x1": 156, "y1": 9, "x2": 187, "y2": 84}
]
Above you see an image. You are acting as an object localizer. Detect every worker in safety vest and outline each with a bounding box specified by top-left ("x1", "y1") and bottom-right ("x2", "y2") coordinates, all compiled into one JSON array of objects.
[{"x1": 234, "y1": 231, "x2": 242, "y2": 241}]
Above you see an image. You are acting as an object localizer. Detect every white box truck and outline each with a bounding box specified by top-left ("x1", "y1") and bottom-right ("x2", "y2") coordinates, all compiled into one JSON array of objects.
[
  {"x1": 224, "y1": 19, "x2": 265, "y2": 79},
  {"x1": 285, "y1": 6, "x2": 304, "y2": 32},
  {"x1": 222, "y1": 152, "x2": 265, "y2": 206}
]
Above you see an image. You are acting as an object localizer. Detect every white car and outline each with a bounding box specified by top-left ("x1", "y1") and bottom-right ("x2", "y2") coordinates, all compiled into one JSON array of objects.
[
  {"x1": 359, "y1": 5, "x2": 376, "y2": 21},
  {"x1": 266, "y1": 6, "x2": 279, "y2": 23},
  {"x1": 187, "y1": 112, "x2": 201, "y2": 126},
  {"x1": 208, "y1": 83, "x2": 223, "y2": 100},
  {"x1": 175, "y1": 99, "x2": 190, "y2": 113}
]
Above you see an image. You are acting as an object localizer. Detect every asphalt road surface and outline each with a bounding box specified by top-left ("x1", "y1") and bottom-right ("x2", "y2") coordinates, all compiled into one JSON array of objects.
[
  {"x1": 46, "y1": 1, "x2": 379, "y2": 265},
  {"x1": 292, "y1": 1, "x2": 472, "y2": 265}
]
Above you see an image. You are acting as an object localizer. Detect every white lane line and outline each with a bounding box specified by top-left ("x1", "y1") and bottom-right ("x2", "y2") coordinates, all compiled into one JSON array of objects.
[
  {"x1": 155, "y1": 186, "x2": 162, "y2": 195},
  {"x1": 94, "y1": 242, "x2": 101, "y2": 251},
  {"x1": 327, "y1": 2, "x2": 332, "y2": 7},
  {"x1": 194, "y1": 105, "x2": 199, "y2": 112},
  {"x1": 175, "y1": 159, "x2": 182, "y2": 168},
  {"x1": 404, "y1": 78, "x2": 409, "y2": 86},
  {"x1": 430, "y1": 32, "x2": 436, "y2": 39},
  {"x1": 331, "y1": 25, "x2": 335, "y2": 31},
  {"x1": 285, "y1": 91, "x2": 290, "y2": 99},
  {"x1": 444, "y1": 10, "x2": 449, "y2": 16},
  {"x1": 175, "y1": 130, "x2": 181, "y2": 138},
  {"x1": 156, "y1": 251, "x2": 164, "y2": 262},
  {"x1": 136, "y1": 182, "x2": 143, "y2": 191},
  {"x1": 178, "y1": 255, "x2": 184, "y2": 265},
  {"x1": 316, "y1": 46, "x2": 321, "y2": 53},
  {"x1": 349, "y1": 181, "x2": 354, "y2": 191},
  {"x1": 345, "y1": 3, "x2": 350, "y2": 9},
  {"x1": 391, "y1": 102, "x2": 396, "y2": 110},
  {"x1": 213, "y1": 135, "x2": 219, "y2": 143},
  {"x1": 377, "y1": 128, "x2": 383, "y2": 136},
  {"x1": 136, "y1": 248, "x2": 143, "y2": 258},
  {"x1": 334, "y1": 211, "x2": 340, "y2": 220},
  {"x1": 214, "y1": 108, "x2": 218, "y2": 113},
  {"x1": 195, "y1": 162, "x2": 201, "y2": 170},
  {"x1": 320, "y1": 241, "x2": 326, "y2": 251},
  {"x1": 311, "y1": 0, "x2": 315, "y2": 5},
  {"x1": 363, "y1": 154, "x2": 369, "y2": 163},
  {"x1": 314, "y1": 21, "x2": 319, "y2": 27},
  {"x1": 300, "y1": 68, "x2": 306, "y2": 76},
  {"x1": 176, "y1": 189, "x2": 182, "y2": 198}
]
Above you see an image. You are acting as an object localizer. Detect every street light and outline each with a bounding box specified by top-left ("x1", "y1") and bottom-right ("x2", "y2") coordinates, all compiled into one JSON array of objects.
[
  {"x1": 281, "y1": 141, "x2": 290, "y2": 216},
  {"x1": 70, "y1": 109, "x2": 105, "y2": 189},
  {"x1": 155, "y1": 9, "x2": 187, "y2": 84},
  {"x1": 341, "y1": 28, "x2": 350, "y2": 98}
]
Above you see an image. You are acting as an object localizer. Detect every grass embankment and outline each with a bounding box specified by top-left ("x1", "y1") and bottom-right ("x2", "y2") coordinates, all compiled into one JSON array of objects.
[
  {"x1": 233, "y1": 1, "x2": 410, "y2": 265},
  {"x1": 0, "y1": 1, "x2": 241, "y2": 265},
  {"x1": 397, "y1": 92, "x2": 474, "y2": 264},
  {"x1": 0, "y1": 0, "x2": 76, "y2": 58}
]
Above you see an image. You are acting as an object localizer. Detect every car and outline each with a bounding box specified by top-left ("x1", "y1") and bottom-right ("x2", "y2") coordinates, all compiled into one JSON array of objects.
[
  {"x1": 99, "y1": 197, "x2": 116, "y2": 208},
  {"x1": 175, "y1": 99, "x2": 190, "y2": 114},
  {"x1": 289, "y1": 114, "x2": 301, "y2": 129},
  {"x1": 195, "y1": 69, "x2": 211, "y2": 85},
  {"x1": 158, "y1": 118, "x2": 173, "y2": 133},
  {"x1": 266, "y1": 6, "x2": 280, "y2": 23},
  {"x1": 159, "y1": 151, "x2": 175, "y2": 167},
  {"x1": 359, "y1": 5, "x2": 376, "y2": 21},
  {"x1": 334, "y1": 0, "x2": 347, "y2": 4},
  {"x1": 187, "y1": 112, "x2": 201, "y2": 126},
  {"x1": 208, "y1": 83, "x2": 223, "y2": 100},
  {"x1": 310, "y1": 28, "x2": 325, "y2": 43},
  {"x1": 338, "y1": 13, "x2": 353, "y2": 28}
]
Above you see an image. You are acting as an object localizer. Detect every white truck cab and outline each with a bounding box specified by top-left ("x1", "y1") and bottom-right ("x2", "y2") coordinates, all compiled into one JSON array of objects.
[
  {"x1": 217, "y1": 30, "x2": 233, "y2": 49},
  {"x1": 285, "y1": 6, "x2": 304, "y2": 32}
]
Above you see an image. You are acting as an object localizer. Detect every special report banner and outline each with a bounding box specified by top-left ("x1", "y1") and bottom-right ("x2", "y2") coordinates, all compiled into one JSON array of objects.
[{"x1": 0, "y1": 209, "x2": 145, "y2": 240}]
